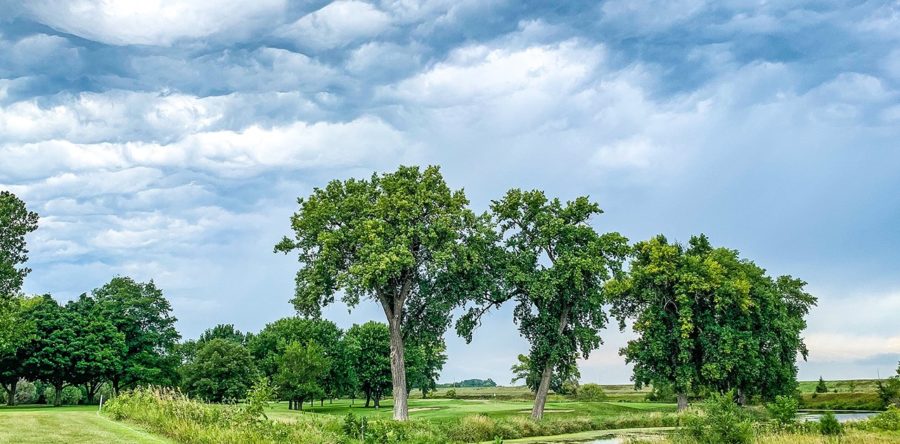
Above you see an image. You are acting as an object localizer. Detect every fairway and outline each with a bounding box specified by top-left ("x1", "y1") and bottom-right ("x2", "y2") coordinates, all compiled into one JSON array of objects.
[{"x1": 0, "y1": 406, "x2": 172, "y2": 444}]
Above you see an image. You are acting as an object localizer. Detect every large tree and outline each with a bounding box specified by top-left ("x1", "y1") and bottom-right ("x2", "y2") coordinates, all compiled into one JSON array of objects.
[
  {"x1": 461, "y1": 190, "x2": 628, "y2": 419},
  {"x1": 83, "y1": 277, "x2": 181, "y2": 393},
  {"x1": 609, "y1": 235, "x2": 815, "y2": 409},
  {"x1": 180, "y1": 338, "x2": 257, "y2": 402},
  {"x1": 67, "y1": 298, "x2": 126, "y2": 404},
  {"x1": 510, "y1": 353, "x2": 580, "y2": 396},
  {"x1": 276, "y1": 165, "x2": 484, "y2": 420},
  {"x1": 21, "y1": 296, "x2": 74, "y2": 406}
]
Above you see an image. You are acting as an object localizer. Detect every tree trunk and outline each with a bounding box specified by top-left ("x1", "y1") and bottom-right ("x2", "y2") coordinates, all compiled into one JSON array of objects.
[
  {"x1": 531, "y1": 307, "x2": 569, "y2": 420},
  {"x1": 387, "y1": 313, "x2": 409, "y2": 420},
  {"x1": 531, "y1": 362, "x2": 554, "y2": 420},
  {"x1": 320, "y1": 398, "x2": 324, "y2": 407},
  {"x1": 54, "y1": 386, "x2": 62, "y2": 406},
  {"x1": 736, "y1": 389, "x2": 747, "y2": 406},
  {"x1": 677, "y1": 393, "x2": 688, "y2": 411},
  {"x1": 4, "y1": 382, "x2": 16, "y2": 406},
  {"x1": 365, "y1": 391, "x2": 371, "y2": 408},
  {"x1": 299, "y1": 399, "x2": 303, "y2": 410}
]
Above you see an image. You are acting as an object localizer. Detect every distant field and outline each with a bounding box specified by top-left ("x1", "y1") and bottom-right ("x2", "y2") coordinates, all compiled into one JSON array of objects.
[
  {"x1": 421, "y1": 384, "x2": 652, "y2": 402},
  {"x1": 0, "y1": 405, "x2": 171, "y2": 444},
  {"x1": 796, "y1": 379, "x2": 883, "y2": 411}
]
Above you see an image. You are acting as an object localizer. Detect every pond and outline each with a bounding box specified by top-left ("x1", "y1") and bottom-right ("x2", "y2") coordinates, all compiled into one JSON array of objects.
[{"x1": 798, "y1": 411, "x2": 879, "y2": 423}]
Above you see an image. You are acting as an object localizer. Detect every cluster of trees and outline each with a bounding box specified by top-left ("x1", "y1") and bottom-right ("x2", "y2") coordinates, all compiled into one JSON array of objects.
[
  {"x1": 176, "y1": 319, "x2": 446, "y2": 409},
  {"x1": 607, "y1": 235, "x2": 817, "y2": 410},
  {"x1": 278, "y1": 165, "x2": 816, "y2": 420},
  {"x1": 877, "y1": 362, "x2": 900, "y2": 408},
  {"x1": 437, "y1": 378, "x2": 497, "y2": 388}
]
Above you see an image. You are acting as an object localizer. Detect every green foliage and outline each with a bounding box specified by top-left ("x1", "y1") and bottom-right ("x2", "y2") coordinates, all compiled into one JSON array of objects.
[
  {"x1": 861, "y1": 406, "x2": 900, "y2": 431},
  {"x1": 14, "y1": 379, "x2": 37, "y2": 404},
  {"x1": 82, "y1": 277, "x2": 181, "y2": 392},
  {"x1": 818, "y1": 411, "x2": 843, "y2": 436},
  {"x1": 345, "y1": 321, "x2": 392, "y2": 407},
  {"x1": 243, "y1": 377, "x2": 275, "y2": 420},
  {"x1": 277, "y1": 165, "x2": 487, "y2": 420},
  {"x1": 41, "y1": 385, "x2": 82, "y2": 405},
  {"x1": 445, "y1": 389, "x2": 457, "y2": 399},
  {"x1": 0, "y1": 190, "x2": 39, "y2": 302},
  {"x1": 766, "y1": 395, "x2": 799, "y2": 428},
  {"x1": 463, "y1": 189, "x2": 628, "y2": 418},
  {"x1": 437, "y1": 379, "x2": 497, "y2": 388},
  {"x1": 610, "y1": 234, "x2": 816, "y2": 404},
  {"x1": 645, "y1": 383, "x2": 676, "y2": 402},
  {"x1": 275, "y1": 341, "x2": 329, "y2": 410},
  {"x1": 180, "y1": 338, "x2": 257, "y2": 402},
  {"x1": 876, "y1": 362, "x2": 900, "y2": 409},
  {"x1": 815, "y1": 377, "x2": 828, "y2": 394},
  {"x1": 510, "y1": 353, "x2": 581, "y2": 395},
  {"x1": 678, "y1": 391, "x2": 754, "y2": 444},
  {"x1": 576, "y1": 383, "x2": 607, "y2": 401}
]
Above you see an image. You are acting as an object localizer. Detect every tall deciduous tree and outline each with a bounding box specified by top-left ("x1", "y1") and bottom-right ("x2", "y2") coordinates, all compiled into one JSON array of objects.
[
  {"x1": 84, "y1": 277, "x2": 180, "y2": 393},
  {"x1": 67, "y1": 298, "x2": 126, "y2": 404},
  {"x1": 276, "y1": 165, "x2": 483, "y2": 420},
  {"x1": 22, "y1": 296, "x2": 74, "y2": 406},
  {"x1": 462, "y1": 190, "x2": 628, "y2": 419}
]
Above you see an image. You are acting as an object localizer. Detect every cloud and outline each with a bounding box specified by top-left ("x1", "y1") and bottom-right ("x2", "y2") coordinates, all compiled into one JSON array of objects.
[
  {"x1": 278, "y1": 1, "x2": 392, "y2": 50},
  {"x1": 19, "y1": 0, "x2": 287, "y2": 46}
]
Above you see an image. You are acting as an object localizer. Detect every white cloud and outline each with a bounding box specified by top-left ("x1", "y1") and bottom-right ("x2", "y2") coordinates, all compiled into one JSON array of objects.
[
  {"x1": 278, "y1": 1, "x2": 392, "y2": 50},
  {"x1": 21, "y1": 0, "x2": 287, "y2": 46},
  {"x1": 805, "y1": 333, "x2": 900, "y2": 362}
]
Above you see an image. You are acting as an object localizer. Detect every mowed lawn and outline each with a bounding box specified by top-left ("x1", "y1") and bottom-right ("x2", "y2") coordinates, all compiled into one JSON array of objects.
[
  {"x1": 267, "y1": 397, "x2": 676, "y2": 423},
  {"x1": 0, "y1": 405, "x2": 172, "y2": 444}
]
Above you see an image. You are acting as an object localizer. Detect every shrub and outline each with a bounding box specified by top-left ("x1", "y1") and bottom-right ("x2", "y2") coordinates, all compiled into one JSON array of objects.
[
  {"x1": 815, "y1": 377, "x2": 828, "y2": 394},
  {"x1": 43, "y1": 386, "x2": 83, "y2": 405},
  {"x1": 861, "y1": 406, "x2": 900, "y2": 431},
  {"x1": 646, "y1": 383, "x2": 676, "y2": 402},
  {"x1": 818, "y1": 411, "x2": 843, "y2": 436},
  {"x1": 765, "y1": 395, "x2": 799, "y2": 429},
  {"x1": 445, "y1": 389, "x2": 457, "y2": 399},
  {"x1": 576, "y1": 383, "x2": 607, "y2": 402},
  {"x1": 677, "y1": 391, "x2": 754, "y2": 444},
  {"x1": 15, "y1": 380, "x2": 37, "y2": 404}
]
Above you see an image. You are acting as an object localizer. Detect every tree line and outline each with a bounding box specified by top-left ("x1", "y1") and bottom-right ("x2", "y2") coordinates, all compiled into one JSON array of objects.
[{"x1": 2, "y1": 163, "x2": 818, "y2": 420}]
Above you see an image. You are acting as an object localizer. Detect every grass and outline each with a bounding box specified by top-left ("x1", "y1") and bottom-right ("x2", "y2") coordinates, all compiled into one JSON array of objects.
[
  {"x1": 795, "y1": 379, "x2": 884, "y2": 411},
  {"x1": 0, "y1": 405, "x2": 172, "y2": 444}
]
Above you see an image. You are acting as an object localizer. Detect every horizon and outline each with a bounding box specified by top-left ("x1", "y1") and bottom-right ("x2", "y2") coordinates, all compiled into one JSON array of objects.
[{"x1": 2, "y1": 1, "x2": 899, "y2": 386}]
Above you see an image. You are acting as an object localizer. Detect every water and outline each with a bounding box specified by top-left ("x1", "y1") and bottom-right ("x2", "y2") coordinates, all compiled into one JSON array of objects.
[{"x1": 798, "y1": 411, "x2": 878, "y2": 423}]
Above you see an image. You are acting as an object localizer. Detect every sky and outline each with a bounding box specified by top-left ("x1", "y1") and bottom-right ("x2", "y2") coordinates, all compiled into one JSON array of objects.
[{"x1": 2, "y1": 0, "x2": 899, "y2": 385}]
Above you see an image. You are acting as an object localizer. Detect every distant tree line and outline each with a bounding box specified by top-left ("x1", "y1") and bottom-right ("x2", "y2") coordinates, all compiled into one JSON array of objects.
[{"x1": 437, "y1": 378, "x2": 497, "y2": 388}]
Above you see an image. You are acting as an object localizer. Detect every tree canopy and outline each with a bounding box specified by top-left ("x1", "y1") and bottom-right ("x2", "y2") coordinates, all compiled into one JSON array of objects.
[{"x1": 180, "y1": 338, "x2": 257, "y2": 402}]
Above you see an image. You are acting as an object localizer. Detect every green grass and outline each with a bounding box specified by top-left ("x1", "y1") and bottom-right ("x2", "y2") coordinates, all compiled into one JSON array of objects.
[
  {"x1": 0, "y1": 405, "x2": 172, "y2": 444},
  {"x1": 795, "y1": 379, "x2": 884, "y2": 411},
  {"x1": 266, "y1": 397, "x2": 676, "y2": 423}
]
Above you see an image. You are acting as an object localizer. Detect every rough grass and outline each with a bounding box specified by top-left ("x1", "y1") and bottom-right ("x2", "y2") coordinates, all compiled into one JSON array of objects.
[{"x1": 0, "y1": 405, "x2": 171, "y2": 444}]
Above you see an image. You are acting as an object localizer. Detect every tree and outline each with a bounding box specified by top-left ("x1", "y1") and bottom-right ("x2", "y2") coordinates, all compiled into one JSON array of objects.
[
  {"x1": 179, "y1": 324, "x2": 248, "y2": 364},
  {"x1": 247, "y1": 317, "x2": 353, "y2": 403},
  {"x1": 21, "y1": 296, "x2": 74, "y2": 406},
  {"x1": 345, "y1": 322, "x2": 392, "y2": 408},
  {"x1": 509, "y1": 353, "x2": 580, "y2": 395},
  {"x1": 404, "y1": 338, "x2": 447, "y2": 398},
  {"x1": 609, "y1": 235, "x2": 815, "y2": 410},
  {"x1": 0, "y1": 191, "x2": 39, "y2": 301},
  {"x1": 276, "y1": 165, "x2": 486, "y2": 420},
  {"x1": 815, "y1": 377, "x2": 828, "y2": 394},
  {"x1": 0, "y1": 295, "x2": 38, "y2": 406},
  {"x1": 462, "y1": 190, "x2": 628, "y2": 419},
  {"x1": 876, "y1": 363, "x2": 899, "y2": 409},
  {"x1": 275, "y1": 341, "x2": 329, "y2": 410},
  {"x1": 0, "y1": 191, "x2": 38, "y2": 359},
  {"x1": 66, "y1": 299, "x2": 126, "y2": 404},
  {"x1": 180, "y1": 338, "x2": 257, "y2": 402},
  {"x1": 82, "y1": 277, "x2": 180, "y2": 393}
]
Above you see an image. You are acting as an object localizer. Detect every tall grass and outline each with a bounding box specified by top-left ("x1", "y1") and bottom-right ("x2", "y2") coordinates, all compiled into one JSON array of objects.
[{"x1": 104, "y1": 387, "x2": 680, "y2": 443}]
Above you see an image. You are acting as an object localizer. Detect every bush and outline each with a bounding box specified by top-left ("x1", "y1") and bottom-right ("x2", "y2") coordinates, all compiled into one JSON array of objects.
[
  {"x1": 43, "y1": 386, "x2": 83, "y2": 405},
  {"x1": 15, "y1": 380, "x2": 38, "y2": 404},
  {"x1": 576, "y1": 383, "x2": 607, "y2": 402},
  {"x1": 445, "y1": 389, "x2": 457, "y2": 399},
  {"x1": 677, "y1": 391, "x2": 754, "y2": 444},
  {"x1": 860, "y1": 406, "x2": 900, "y2": 431},
  {"x1": 646, "y1": 383, "x2": 676, "y2": 402},
  {"x1": 815, "y1": 377, "x2": 828, "y2": 394},
  {"x1": 765, "y1": 395, "x2": 798, "y2": 429},
  {"x1": 818, "y1": 411, "x2": 843, "y2": 436}
]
